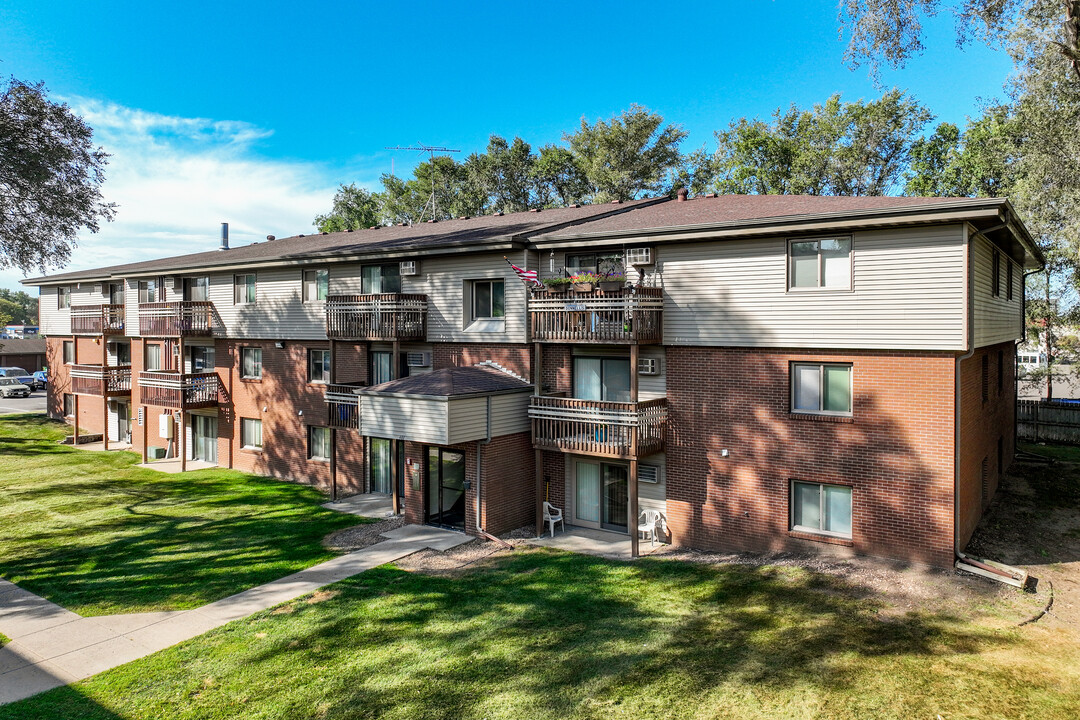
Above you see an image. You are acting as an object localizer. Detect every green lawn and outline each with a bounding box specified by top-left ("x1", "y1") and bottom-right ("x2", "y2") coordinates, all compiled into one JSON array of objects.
[
  {"x1": 0, "y1": 414, "x2": 366, "y2": 616},
  {"x1": 4, "y1": 548, "x2": 1078, "y2": 720}
]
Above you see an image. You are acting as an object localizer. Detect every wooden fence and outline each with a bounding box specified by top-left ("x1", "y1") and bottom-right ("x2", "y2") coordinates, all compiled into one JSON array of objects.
[{"x1": 1017, "y1": 399, "x2": 1080, "y2": 444}]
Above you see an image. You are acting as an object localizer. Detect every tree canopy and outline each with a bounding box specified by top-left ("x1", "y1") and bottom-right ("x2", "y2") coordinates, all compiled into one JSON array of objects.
[
  {"x1": 0, "y1": 77, "x2": 115, "y2": 274},
  {"x1": 0, "y1": 289, "x2": 37, "y2": 325}
]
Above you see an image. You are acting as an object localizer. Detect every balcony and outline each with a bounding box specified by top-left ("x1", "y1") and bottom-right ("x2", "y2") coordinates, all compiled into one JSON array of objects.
[
  {"x1": 529, "y1": 395, "x2": 667, "y2": 459},
  {"x1": 325, "y1": 383, "x2": 363, "y2": 430},
  {"x1": 529, "y1": 287, "x2": 663, "y2": 344},
  {"x1": 71, "y1": 304, "x2": 125, "y2": 335},
  {"x1": 138, "y1": 301, "x2": 213, "y2": 337},
  {"x1": 326, "y1": 294, "x2": 427, "y2": 341},
  {"x1": 138, "y1": 371, "x2": 220, "y2": 409},
  {"x1": 70, "y1": 365, "x2": 132, "y2": 396}
]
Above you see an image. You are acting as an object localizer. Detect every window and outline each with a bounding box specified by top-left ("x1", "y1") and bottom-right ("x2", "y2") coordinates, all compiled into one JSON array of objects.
[
  {"x1": 574, "y1": 356, "x2": 631, "y2": 402},
  {"x1": 184, "y1": 276, "x2": 209, "y2": 302},
  {"x1": 792, "y1": 481, "x2": 852, "y2": 538},
  {"x1": 308, "y1": 348, "x2": 330, "y2": 384},
  {"x1": 240, "y1": 347, "x2": 262, "y2": 379},
  {"x1": 309, "y1": 426, "x2": 331, "y2": 461},
  {"x1": 371, "y1": 351, "x2": 393, "y2": 385},
  {"x1": 63, "y1": 393, "x2": 74, "y2": 417},
  {"x1": 361, "y1": 264, "x2": 402, "y2": 294},
  {"x1": 138, "y1": 279, "x2": 158, "y2": 303},
  {"x1": 789, "y1": 238, "x2": 852, "y2": 290},
  {"x1": 303, "y1": 269, "x2": 328, "y2": 302},
  {"x1": 566, "y1": 252, "x2": 624, "y2": 277},
  {"x1": 108, "y1": 283, "x2": 125, "y2": 305},
  {"x1": 114, "y1": 342, "x2": 131, "y2": 365},
  {"x1": 234, "y1": 274, "x2": 256, "y2": 304},
  {"x1": 241, "y1": 418, "x2": 263, "y2": 450},
  {"x1": 1006, "y1": 260, "x2": 1014, "y2": 301},
  {"x1": 791, "y1": 363, "x2": 852, "y2": 415},
  {"x1": 63, "y1": 340, "x2": 74, "y2": 365},
  {"x1": 58, "y1": 286, "x2": 70, "y2": 309},
  {"x1": 472, "y1": 280, "x2": 504, "y2": 320},
  {"x1": 991, "y1": 249, "x2": 1001, "y2": 297},
  {"x1": 188, "y1": 345, "x2": 215, "y2": 372},
  {"x1": 145, "y1": 343, "x2": 163, "y2": 371}
]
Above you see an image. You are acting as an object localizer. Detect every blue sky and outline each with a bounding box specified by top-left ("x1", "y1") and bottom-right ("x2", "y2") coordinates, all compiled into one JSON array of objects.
[{"x1": 1, "y1": 0, "x2": 1015, "y2": 293}]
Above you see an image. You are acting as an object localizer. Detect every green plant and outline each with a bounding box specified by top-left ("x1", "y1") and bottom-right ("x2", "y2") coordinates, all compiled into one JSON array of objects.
[
  {"x1": 542, "y1": 276, "x2": 572, "y2": 288},
  {"x1": 570, "y1": 272, "x2": 602, "y2": 284}
]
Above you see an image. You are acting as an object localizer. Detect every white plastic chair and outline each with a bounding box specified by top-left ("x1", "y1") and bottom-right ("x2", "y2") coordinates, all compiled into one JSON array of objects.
[
  {"x1": 543, "y1": 501, "x2": 564, "y2": 538},
  {"x1": 638, "y1": 509, "x2": 663, "y2": 547}
]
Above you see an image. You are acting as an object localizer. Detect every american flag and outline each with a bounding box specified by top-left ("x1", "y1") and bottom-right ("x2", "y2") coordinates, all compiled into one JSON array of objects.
[{"x1": 506, "y1": 259, "x2": 544, "y2": 288}]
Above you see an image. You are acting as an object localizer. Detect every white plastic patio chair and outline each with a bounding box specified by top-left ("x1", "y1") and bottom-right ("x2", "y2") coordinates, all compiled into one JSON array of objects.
[
  {"x1": 543, "y1": 501, "x2": 564, "y2": 538},
  {"x1": 638, "y1": 509, "x2": 663, "y2": 547}
]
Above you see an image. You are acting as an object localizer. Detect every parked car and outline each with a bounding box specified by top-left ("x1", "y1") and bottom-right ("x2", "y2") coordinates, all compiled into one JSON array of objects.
[
  {"x1": 0, "y1": 367, "x2": 37, "y2": 391},
  {"x1": 0, "y1": 377, "x2": 31, "y2": 398},
  {"x1": 33, "y1": 370, "x2": 47, "y2": 389}
]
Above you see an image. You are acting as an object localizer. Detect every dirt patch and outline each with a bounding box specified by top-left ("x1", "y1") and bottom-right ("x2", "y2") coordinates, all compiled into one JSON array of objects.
[
  {"x1": 394, "y1": 538, "x2": 509, "y2": 575},
  {"x1": 306, "y1": 589, "x2": 340, "y2": 604},
  {"x1": 322, "y1": 516, "x2": 406, "y2": 552}
]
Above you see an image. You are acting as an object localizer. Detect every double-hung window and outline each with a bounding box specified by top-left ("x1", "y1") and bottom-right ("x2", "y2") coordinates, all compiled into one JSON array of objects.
[
  {"x1": 309, "y1": 426, "x2": 330, "y2": 461},
  {"x1": 58, "y1": 286, "x2": 71, "y2": 309},
  {"x1": 303, "y1": 269, "x2": 328, "y2": 302},
  {"x1": 241, "y1": 418, "x2": 263, "y2": 450},
  {"x1": 145, "y1": 343, "x2": 163, "y2": 371},
  {"x1": 792, "y1": 362, "x2": 852, "y2": 416},
  {"x1": 138, "y1": 279, "x2": 158, "y2": 303},
  {"x1": 308, "y1": 349, "x2": 330, "y2": 384},
  {"x1": 472, "y1": 280, "x2": 504, "y2": 320},
  {"x1": 791, "y1": 481, "x2": 852, "y2": 538},
  {"x1": 234, "y1": 274, "x2": 256, "y2": 304},
  {"x1": 240, "y1": 347, "x2": 262, "y2": 379},
  {"x1": 789, "y1": 238, "x2": 852, "y2": 290},
  {"x1": 62, "y1": 340, "x2": 74, "y2": 364}
]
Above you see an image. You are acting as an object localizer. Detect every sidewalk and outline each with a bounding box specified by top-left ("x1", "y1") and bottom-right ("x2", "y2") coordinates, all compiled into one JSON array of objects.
[{"x1": 0, "y1": 524, "x2": 469, "y2": 705}]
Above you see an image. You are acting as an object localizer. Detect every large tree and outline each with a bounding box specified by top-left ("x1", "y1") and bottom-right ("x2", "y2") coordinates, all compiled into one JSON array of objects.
[
  {"x1": 0, "y1": 288, "x2": 37, "y2": 325},
  {"x1": 0, "y1": 77, "x2": 115, "y2": 274},
  {"x1": 313, "y1": 183, "x2": 380, "y2": 233}
]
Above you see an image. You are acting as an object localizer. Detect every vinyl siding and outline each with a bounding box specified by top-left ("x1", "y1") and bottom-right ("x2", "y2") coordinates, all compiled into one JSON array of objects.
[
  {"x1": 973, "y1": 234, "x2": 1024, "y2": 347},
  {"x1": 361, "y1": 395, "x2": 448, "y2": 444},
  {"x1": 447, "y1": 397, "x2": 489, "y2": 444},
  {"x1": 210, "y1": 268, "x2": 327, "y2": 340},
  {"x1": 489, "y1": 392, "x2": 531, "y2": 436},
  {"x1": 658, "y1": 224, "x2": 967, "y2": 350},
  {"x1": 39, "y1": 285, "x2": 70, "y2": 335},
  {"x1": 639, "y1": 347, "x2": 667, "y2": 401}
]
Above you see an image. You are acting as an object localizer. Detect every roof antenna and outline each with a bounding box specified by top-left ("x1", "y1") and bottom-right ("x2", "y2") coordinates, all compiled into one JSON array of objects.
[{"x1": 384, "y1": 143, "x2": 460, "y2": 225}]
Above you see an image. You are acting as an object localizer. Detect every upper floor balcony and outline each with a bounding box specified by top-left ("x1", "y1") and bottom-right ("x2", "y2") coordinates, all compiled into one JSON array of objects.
[
  {"x1": 138, "y1": 371, "x2": 219, "y2": 409},
  {"x1": 324, "y1": 383, "x2": 364, "y2": 430},
  {"x1": 529, "y1": 286, "x2": 663, "y2": 344},
  {"x1": 70, "y1": 364, "x2": 132, "y2": 396},
  {"x1": 326, "y1": 294, "x2": 427, "y2": 341},
  {"x1": 528, "y1": 395, "x2": 667, "y2": 459},
  {"x1": 138, "y1": 301, "x2": 214, "y2": 337},
  {"x1": 70, "y1": 304, "x2": 125, "y2": 335}
]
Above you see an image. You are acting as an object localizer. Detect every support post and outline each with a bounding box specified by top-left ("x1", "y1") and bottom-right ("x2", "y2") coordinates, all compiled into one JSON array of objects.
[
  {"x1": 329, "y1": 339, "x2": 337, "y2": 502},
  {"x1": 103, "y1": 398, "x2": 109, "y2": 451},
  {"x1": 392, "y1": 339, "x2": 400, "y2": 380},
  {"x1": 630, "y1": 459, "x2": 640, "y2": 558},
  {"x1": 141, "y1": 405, "x2": 148, "y2": 463},
  {"x1": 392, "y1": 439, "x2": 401, "y2": 515},
  {"x1": 535, "y1": 449, "x2": 544, "y2": 538},
  {"x1": 72, "y1": 337, "x2": 79, "y2": 446},
  {"x1": 102, "y1": 333, "x2": 109, "y2": 451},
  {"x1": 179, "y1": 336, "x2": 186, "y2": 472}
]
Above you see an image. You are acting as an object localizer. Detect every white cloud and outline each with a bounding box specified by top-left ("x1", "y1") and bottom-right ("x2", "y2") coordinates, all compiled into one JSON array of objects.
[{"x1": 1, "y1": 99, "x2": 352, "y2": 293}]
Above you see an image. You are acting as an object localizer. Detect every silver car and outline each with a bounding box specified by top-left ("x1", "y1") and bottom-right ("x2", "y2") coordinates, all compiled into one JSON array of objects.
[{"x1": 0, "y1": 377, "x2": 31, "y2": 398}]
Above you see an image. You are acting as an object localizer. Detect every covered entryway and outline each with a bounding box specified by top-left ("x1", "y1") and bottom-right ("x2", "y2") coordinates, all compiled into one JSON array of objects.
[{"x1": 426, "y1": 446, "x2": 466, "y2": 530}]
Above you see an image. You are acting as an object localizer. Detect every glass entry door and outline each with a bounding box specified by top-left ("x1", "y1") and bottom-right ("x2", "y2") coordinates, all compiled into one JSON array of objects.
[
  {"x1": 192, "y1": 415, "x2": 217, "y2": 463},
  {"x1": 575, "y1": 461, "x2": 629, "y2": 532},
  {"x1": 371, "y1": 438, "x2": 393, "y2": 494},
  {"x1": 116, "y1": 402, "x2": 131, "y2": 443},
  {"x1": 426, "y1": 447, "x2": 465, "y2": 530}
]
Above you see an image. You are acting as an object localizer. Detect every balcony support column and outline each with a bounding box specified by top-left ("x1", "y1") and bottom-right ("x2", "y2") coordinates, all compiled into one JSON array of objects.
[
  {"x1": 630, "y1": 459, "x2": 640, "y2": 558},
  {"x1": 329, "y1": 339, "x2": 338, "y2": 503},
  {"x1": 179, "y1": 336, "x2": 186, "y2": 472},
  {"x1": 392, "y1": 340, "x2": 400, "y2": 380},
  {"x1": 103, "y1": 333, "x2": 109, "y2": 451},
  {"x1": 535, "y1": 449, "x2": 544, "y2": 538},
  {"x1": 141, "y1": 405, "x2": 148, "y2": 464},
  {"x1": 392, "y1": 440, "x2": 401, "y2": 516},
  {"x1": 73, "y1": 339, "x2": 79, "y2": 446}
]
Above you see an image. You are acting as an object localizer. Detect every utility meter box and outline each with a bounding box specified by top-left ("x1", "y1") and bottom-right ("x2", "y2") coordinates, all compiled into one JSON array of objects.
[{"x1": 159, "y1": 413, "x2": 174, "y2": 439}]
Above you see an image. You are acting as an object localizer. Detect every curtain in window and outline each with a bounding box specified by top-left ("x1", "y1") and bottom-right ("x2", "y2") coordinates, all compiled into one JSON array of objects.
[
  {"x1": 824, "y1": 485, "x2": 852, "y2": 535},
  {"x1": 823, "y1": 365, "x2": 851, "y2": 413},
  {"x1": 794, "y1": 364, "x2": 820, "y2": 411},
  {"x1": 371, "y1": 438, "x2": 392, "y2": 493},
  {"x1": 793, "y1": 482, "x2": 820, "y2": 529},
  {"x1": 574, "y1": 358, "x2": 602, "y2": 400},
  {"x1": 371, "y1": 352, "x2": 392, "y2": 385},
  {"x1": 790, "y1": 241, "x2": 819, "y2": 287},
  {"x1": 575, "y1": 462, "x2": 600, "y2": 522},
  {"x1": 821, "y1": 239, "x2": 851, "y2": 287}
]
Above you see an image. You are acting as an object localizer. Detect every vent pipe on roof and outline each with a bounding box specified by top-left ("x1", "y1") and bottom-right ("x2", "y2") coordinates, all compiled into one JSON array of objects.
[
  {"x1": 676, "y1": 188, "x2": 689, "y2": 202},
  {"x1": 219, "y1": 222, "x2": 229, "y2": 250}
]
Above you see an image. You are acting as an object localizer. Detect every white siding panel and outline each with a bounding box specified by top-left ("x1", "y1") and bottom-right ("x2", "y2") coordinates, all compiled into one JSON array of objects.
[
  {"x1": 125, "y1": 279, "x2": 139, "y2": 337},
  {"x1": 447, "y1": 397, "x2": 489, "y2": 444},
  {"x1": 973, "y1": 235, "x2": 1024, "y2": 347},
  {"x1": 639, "y1": 347, "x2": 666, "y2": 401},
  {"x1": 361, "y1": 395, "x2": 447, "y2": 444},
  {"x1": 489, "y1": 392, "x2": 531, "y2": 436},
  {"x1": 39, "y1": 285, "x2": 70, "y2": 335},
  {"x1": 638, "y1": 452, "x2": 667, "y2": 519},
  {"x1": 660, "y1": 225, "x2": 967, "y2": 350},
  {"x1": 213, "y1": 268, "x2": 327, "y2": 341}
]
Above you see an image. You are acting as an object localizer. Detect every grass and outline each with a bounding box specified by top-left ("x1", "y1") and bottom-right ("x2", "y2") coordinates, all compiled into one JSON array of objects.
[
  {"x1": 0, "y1": 414, "x2": 367, "y2": 615},
  {"x1": 4, "y1": 548, "x2": 1078, "y2": 720},
  {"x1": 0, "y1": 631, "x2": 7, "y2": 646},
  {"x1": 1017, "y1": 442, "x2": 1080, "y2": 505}
]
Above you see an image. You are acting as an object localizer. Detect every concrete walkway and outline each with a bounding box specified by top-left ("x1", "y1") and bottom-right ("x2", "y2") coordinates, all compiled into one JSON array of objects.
[
  {"x1": 322, "y1": 492, "x2": 395, "y2": 518},
  {"x1": 0, "y1": 525, "x2": 469, "y2": 705},
  {"x1": 527, "y1": 526, "x2": 668, "y2": 560}
]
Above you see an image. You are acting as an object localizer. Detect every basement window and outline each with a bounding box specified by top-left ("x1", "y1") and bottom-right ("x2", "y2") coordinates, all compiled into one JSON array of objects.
[{"x1": 791, "y1": 481, "x2": 852, "y2": 538}]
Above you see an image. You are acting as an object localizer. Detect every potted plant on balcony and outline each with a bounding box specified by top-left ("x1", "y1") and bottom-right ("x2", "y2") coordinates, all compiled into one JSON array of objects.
[
  {"x1": 570, "y1": 273, "x2": 600, "y2": 292},
  {"x1": 541, "y1": 276, "x2": 573, "y2": 294},
  {"x1": 598, "y1": 271, "x2": 626, "y2": 292}
]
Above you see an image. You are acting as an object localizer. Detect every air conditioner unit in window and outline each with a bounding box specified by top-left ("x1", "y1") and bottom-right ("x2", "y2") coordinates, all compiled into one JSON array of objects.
[
  {"x1": 638, "y1": 357, "x2": 661, "y2": 375},
  {"x1": 400, "y1": 260, "x2": 420, "y2": 276},
  {"x1": 406, "y1": 352, "x2": 431, "y2": 367},
  {"x1": 639, "y1": 465, "x2": 660, "y2": 484},
  {"x1": 626, "y1": 247, "x2": 653, "y2": 266}
]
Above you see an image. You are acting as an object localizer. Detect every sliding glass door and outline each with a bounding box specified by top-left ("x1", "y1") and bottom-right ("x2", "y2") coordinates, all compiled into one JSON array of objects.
[
  {"x1": 574, "y1": 460, "x2": 629, "y2": 532},
  {"x1": 371, "y1": 438, "x2": 392, "y2": 494},
  {"x1": 573, "y1": 357, "x2": 631, "y2": 401}
]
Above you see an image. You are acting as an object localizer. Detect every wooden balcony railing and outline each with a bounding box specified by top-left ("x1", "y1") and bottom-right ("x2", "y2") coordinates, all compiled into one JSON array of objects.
[
  {"x1": 138, "y1": 371, "x2": 219, "y2": 409},
  {"x1": 138, "y1": 301, "x2": 213, "y2": 337},
  {"x1": 70, "y1": 304, "x2": 125, "y2": 335},
  {"x1": 326, "y1": 294, "x2": 427, "y2": 341},
  {"x1": 529, "y1": 287, "x2": 663, "y2": 344},
  {"x1": 325, "y1": 383, "x2": 363, "y2": 430},
  {"x1": 70, "y1": 364, "x2": 132, "y2": 396},
  {"x1": 529, "y1": 396, "x2": 667, "y2": 459}
]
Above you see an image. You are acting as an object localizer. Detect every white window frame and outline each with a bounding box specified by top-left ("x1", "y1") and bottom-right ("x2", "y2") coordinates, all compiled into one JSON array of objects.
[
  {"x1": 308, "y1": 426, "x2": 331, "y2": 462},
  {"x1": 241, "y1": 417, "x2": 263, "y2": 450},
  {"x1": 240, "y1": 347, "x2": 262, "y2": 379},
  {"x1": 787, "y1": 237, "x2": 853, "y2": 291},
  {"x1": 138, "y1": 279, "x2": 159, "y2": 303},
  {"x1": 303, "y1": 269, "x2": 329, "y2": 303},
  {"x1": 63, "y1": 393, "x2": 74, "y2": 417},
  {"x1": 144, "y1": 343, "x2": 163, "y2": 371},
  {"x1": 233, "y1": 274, "x2": 257, "y2": 304},
  {"x1": 308, "y1": 348, "x2": 330, "y2": 384},
  {"x1": 790, "y1": 480, "x2": 853, "y2": 539},
  {"x1": 63, "y1": 340, "x2": 74, "y2": 365},
  {"x1": 791, "y1": 362, "x2": 853, "y2": 416},
  {"x1": 470, "y1": 279, "x2": 505, "y2": 321},
  {"x1": 58, "y1": 286, "x2": 71, "y2": 309}
]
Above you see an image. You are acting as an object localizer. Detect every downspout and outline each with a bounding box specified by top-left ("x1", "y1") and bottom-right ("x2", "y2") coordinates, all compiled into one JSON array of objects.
[{"x1": 955, "y1": 224, "x2": 976, "y2": 561}]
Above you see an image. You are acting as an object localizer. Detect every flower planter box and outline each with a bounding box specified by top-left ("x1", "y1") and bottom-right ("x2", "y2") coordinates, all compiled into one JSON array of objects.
[
  {"x1": 598, "y1": 280, "x2": 625, "y2": 292},
  {"x1": 572, "y1": 282, "x2": 594, "y2": 292}
]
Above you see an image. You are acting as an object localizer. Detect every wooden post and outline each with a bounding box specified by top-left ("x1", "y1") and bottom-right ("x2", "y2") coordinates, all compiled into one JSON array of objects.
[
  {"x1": 179, "y1": 335, "x2": 186, "y2": 472},
  {"x1": 392, "y1": 439, "x2": 401, "y2": 515},
  {"x1": 392, "y1": 339, "x2": 400, "y2": 380},
  {"x1": 103, "y1": 398, "x2": 109, "y2": 451},
  {"x1": 72, "y1": 337, "x2": 79, "y2": 446},
  {"x1": 630, "y1": 459, "x2": 640, "y2": 558},
  {"x1": 328, "y1": 339, "x2": 337, "y2": 502},
  {"x1": 535, "y1": 449, "x2": 544, "y2": 538},
  {"x1": 102, "y1": 333, "x2": 109, "y2": 451},
  {"x1": 141, "y1": 405, "x2": 148, "y2": 463}
]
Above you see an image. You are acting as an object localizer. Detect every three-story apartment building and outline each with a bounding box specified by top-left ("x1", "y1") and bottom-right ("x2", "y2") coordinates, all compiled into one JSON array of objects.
[{"x1": 26, "y1": 192, "x2": 1041, "y2": 568}]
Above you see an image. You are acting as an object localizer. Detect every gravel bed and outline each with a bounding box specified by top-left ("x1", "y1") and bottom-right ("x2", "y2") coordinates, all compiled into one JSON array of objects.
[{"x1": 322, "y1": 516, "x2": 406, "y2": 552}]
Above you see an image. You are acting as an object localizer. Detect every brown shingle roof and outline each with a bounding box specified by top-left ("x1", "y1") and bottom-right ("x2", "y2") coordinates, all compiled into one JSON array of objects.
[
  {"x1": 0, "y1": 338, "x2": 46, "y2": 355},
  {"x1": 361, "y1": 365, "x2": 531, "y2": 398}
]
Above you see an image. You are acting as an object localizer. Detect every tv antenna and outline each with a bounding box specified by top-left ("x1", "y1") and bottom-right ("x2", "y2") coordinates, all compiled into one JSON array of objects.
[{"x1": 384, "y1": 143, "x2": 460, "y2": 224}]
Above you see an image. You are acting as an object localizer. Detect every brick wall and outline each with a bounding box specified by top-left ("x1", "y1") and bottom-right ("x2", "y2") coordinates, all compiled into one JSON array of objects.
[
  {"x1": 45, "y1": 336, "x2": 108, "y2": 434},
  {"x1": 477, "y1": 432, "x2": 536, "y2": 535},
  {"x1": 957, "y1": 341, "x2": 1016, "y2": 549},
  {"x1": 432, "y1": 343, "x2": 532, "y2": 379},
  {"x1": 665, "y1": 347, "x2": 958, "y2": 568}
]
